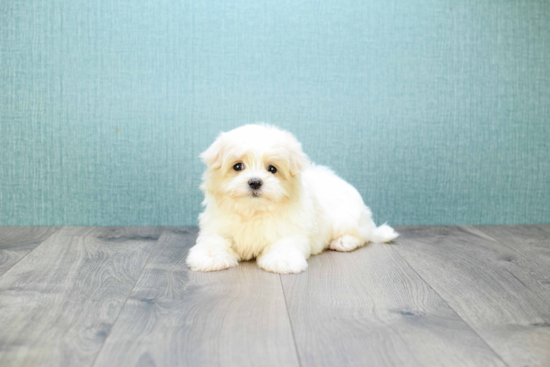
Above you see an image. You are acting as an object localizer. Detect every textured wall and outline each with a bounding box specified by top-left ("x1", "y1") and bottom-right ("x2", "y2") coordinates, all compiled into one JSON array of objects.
[{"x1": 1, "y1": 0, "x2": 549, "y2": 226}]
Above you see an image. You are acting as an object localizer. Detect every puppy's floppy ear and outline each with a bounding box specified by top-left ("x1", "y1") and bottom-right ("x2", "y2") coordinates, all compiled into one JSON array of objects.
[
  {"x1": 289, "y1": 149, "x2": 309, "y2": 176},
  {"x1": 200, "y1": 133, "x2": 226, "y2": 169},
  {"x1": 286, "y1": 135, "x2": 310, "y2": 177}
]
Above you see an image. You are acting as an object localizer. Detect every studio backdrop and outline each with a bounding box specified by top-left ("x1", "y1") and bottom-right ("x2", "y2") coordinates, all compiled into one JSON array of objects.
[{"x1": 1, "y1": 0, "x2": 549, "y2": 226}]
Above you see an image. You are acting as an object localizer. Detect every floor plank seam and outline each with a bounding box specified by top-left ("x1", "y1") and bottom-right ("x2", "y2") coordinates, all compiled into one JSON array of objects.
[
  {"x1": 389, "y1": 242, "x2": 512, "y2": 367},
  {"x1": 279, "y1": 274, "x2": 303, "y2": 367},
  {"x1": 0, "y1": 226, "x2": 61, "y2": 281},
  {"x1": 457, "y1": 226, "x2": 532, "y2": 261},
  {"x1": 465, "y1": 225, "x2": 548, "y2": 268},
  {"x1": 89, "y1": 226, "x2": 167, "y2": 367}
]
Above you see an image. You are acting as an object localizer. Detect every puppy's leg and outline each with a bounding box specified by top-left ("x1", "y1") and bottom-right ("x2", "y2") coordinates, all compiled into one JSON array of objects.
[
  {"x1": 186, "y1": 234, "x2": 240, "y2": 272},
  {"x1": 257, "y1": 236, "x2": 309, "y2": 274},
  {"x1": 329, "y1": 235, "x2": 364, "y2": 252}
]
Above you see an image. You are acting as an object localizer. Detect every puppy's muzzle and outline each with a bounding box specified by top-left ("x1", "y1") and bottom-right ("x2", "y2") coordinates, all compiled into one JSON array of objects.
[{"x1": 248, "y1": 178, "x2": 263, "y2": 190}]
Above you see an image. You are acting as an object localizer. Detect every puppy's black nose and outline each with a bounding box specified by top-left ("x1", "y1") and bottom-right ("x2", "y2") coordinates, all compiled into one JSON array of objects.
[{"x1": 248, "y1": 178, "x2": 263, "y2": 190}]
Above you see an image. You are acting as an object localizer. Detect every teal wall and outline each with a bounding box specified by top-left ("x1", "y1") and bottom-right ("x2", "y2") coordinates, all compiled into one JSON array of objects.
[{"x1": 1, "y1": 0, "x2": 549, "y2": 226}]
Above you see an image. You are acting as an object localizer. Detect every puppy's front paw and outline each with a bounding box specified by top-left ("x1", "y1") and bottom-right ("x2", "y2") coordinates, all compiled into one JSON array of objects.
[
  {"x1": 186, "y1": 244, "x2": 239, "y2": 272},
  {"x1": 257, "y1": 247, "x2": 308, "y2": 274}
]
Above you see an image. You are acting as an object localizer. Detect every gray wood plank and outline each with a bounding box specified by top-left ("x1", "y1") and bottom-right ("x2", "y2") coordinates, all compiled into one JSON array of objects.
[
  {"x1": 536, "y1": 224, "x2": 550, "y2": 234},
  {"x1": 394, "y1": 226, "x2": 550, "y2": 367},
  {"x1": 0, "y1": 226, "x2": 163, "y2": 367},
  {"x1": 93, "y1": 227, "x2": 300, "y2": 367},
  {"x1": 281, "y1": 242, "x2": 507, "y2": 367},
  {"x1": 470, "y1": 225, "x2": 550, "y2": 276},
  {"x1": 0, "y1": 226, "x2": 58, "y2": 277}
]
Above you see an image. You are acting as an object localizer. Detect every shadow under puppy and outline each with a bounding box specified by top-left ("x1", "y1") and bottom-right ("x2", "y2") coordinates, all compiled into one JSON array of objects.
[{"x1": 187, "y1": 124, "x2": 398, "y2": 274}]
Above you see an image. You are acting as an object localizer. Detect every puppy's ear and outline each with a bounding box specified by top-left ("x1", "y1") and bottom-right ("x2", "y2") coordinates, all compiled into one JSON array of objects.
[
  {"x1": 200, "y1": 133, "x2": 226, "y2": 169},
  {"x1": 287, "y1": 138, "x2": 310, "y2": 177}
]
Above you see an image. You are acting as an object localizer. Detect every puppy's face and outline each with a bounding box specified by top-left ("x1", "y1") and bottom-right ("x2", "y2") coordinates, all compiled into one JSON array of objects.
[{"x1": 200, "y1": 125, "x2": 309, "y2": 214}]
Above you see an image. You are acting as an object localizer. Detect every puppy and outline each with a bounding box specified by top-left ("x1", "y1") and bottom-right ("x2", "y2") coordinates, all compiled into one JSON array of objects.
[{"x1": 186, "y1": 124, "x2": 398, "y2": 274}]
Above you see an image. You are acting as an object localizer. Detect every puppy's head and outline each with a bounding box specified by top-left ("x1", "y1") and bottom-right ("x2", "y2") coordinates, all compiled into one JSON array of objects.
[{"x1": 200, "y1": 124, "x2": 309, "y2": 215}]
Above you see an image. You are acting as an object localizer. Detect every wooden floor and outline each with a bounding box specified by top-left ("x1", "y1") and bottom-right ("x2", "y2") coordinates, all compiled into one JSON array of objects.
[{"x1": 0, "y1": 226, "x2": 549, "y2": 367}]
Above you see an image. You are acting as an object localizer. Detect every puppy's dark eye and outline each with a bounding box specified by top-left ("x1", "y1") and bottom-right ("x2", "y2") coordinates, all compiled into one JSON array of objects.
[
  {"x1": 233, "y1": 163, "x2": 244, "y2": 171},
  {"x1": 267, "y1": 165, "x2": 277, "y2": 174}
]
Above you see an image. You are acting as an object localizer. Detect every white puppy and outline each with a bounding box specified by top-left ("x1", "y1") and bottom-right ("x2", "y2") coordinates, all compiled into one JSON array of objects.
[{"x1": 186, "y1": 124, "x2": 398, "y2": 274}]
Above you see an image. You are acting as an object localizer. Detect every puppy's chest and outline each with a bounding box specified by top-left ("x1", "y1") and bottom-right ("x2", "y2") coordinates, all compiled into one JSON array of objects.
[{"x1": 225, "y1": 218, "x2": 279, "y2": 260}]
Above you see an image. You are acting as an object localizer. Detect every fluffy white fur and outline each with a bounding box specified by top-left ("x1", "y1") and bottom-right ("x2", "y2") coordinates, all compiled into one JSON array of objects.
[{"x1": 186, "y1": 124, "x2": 398, "y2": 274}]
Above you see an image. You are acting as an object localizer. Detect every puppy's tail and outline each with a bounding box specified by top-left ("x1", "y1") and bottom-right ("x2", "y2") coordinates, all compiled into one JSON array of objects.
[{"x1": 370, "y1": 223, "x2": 399, "y2": 243}]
